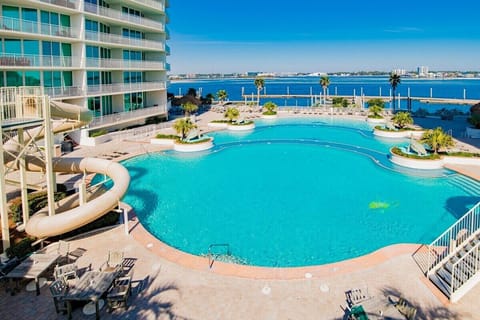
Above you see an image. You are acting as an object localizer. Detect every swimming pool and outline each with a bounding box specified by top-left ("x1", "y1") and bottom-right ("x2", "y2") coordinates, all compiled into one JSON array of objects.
[{"x1": 121, "y1": 118, "x2": 480, "y2": 267}]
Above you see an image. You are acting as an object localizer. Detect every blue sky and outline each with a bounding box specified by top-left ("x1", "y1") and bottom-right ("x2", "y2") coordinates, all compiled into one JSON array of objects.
[{"x1": 167, "y1": 0, "x2": 480, "y2": 74}]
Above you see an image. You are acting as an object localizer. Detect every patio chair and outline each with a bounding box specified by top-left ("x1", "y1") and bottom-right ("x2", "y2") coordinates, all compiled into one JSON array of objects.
[
  {"x1": 1, "y1": 257, "x2": 20, "y2": 291},
  {"x1": 106, "y1": 275, "x2": 132, "y2": 312},
  {"x1": 49, "y1": 279, "x2": 68, "y2": 314},
  {"x1": 54, "y1": 263, "x2": 78, "y2": 284},
  {"x1": 56, "y1": 240, "x2": 70, "y2": 265},
  {"x1": 101, "y1": 251, "x2": 124, "y2": 274},
  {"x1": 394, "y1": 297, "x2": 417, "y2": 320},
  {"x1": 346, "y1": 287, "x2": 372, "y2": 307},
  {"x1": 347, "y1": 305, "x2": 369, "y2": 320}
]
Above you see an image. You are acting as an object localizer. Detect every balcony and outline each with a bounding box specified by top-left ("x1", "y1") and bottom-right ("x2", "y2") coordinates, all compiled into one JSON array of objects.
[
  {"x1": 85, "y1": 31, "x2": 165, "y2": 51},
  {"x1": 45, "y1": 86, "x2": 83, "y2": 99},
  {"x1": 0, "y1": 54, "x2": 79, "y2": 68},
  {"x1": 38, "y1": 0, "x2": 77, "y2": 10},
  {"x1": 86, "y1": 81, "x2": 166, "y2": 95},
  {"x1": 129, "y1": 0, "x2": 165, "y2": 12},
  {"x1": 84, "y1": 3, "x2": 165, "y2": 31},
  {"x1": 0, "y1": 16, "x2": 76, "y2": 39},
  {"x1": 89, "y1": 104, "x2": 167, "y2": 128},
  {"x1": 86, "y1": 58, "x2": 166, "y2": 70}
]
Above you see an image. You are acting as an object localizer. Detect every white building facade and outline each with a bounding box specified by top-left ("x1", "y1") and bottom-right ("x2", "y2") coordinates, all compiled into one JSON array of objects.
[{"x1": 0, "y1": 0, "x2": 170, "y2": 138}]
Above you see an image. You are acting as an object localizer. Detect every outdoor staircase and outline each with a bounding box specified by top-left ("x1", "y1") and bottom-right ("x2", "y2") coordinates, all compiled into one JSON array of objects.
[{"x1": 425, "y1": 201, "x2": 480, "y2": 302}]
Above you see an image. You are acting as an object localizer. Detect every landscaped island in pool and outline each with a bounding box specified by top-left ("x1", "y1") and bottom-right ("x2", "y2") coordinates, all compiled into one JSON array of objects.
[{"x1": 119, "y1": 118, "x2": 480, "y2": 267}]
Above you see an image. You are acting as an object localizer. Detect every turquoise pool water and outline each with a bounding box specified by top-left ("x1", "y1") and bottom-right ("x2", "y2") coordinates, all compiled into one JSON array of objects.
[{"x1": 120, "y1": 118, "x2": 480, "y2": 267}]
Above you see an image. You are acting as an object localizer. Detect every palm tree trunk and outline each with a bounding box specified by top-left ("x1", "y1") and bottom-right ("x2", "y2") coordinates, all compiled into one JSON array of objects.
[{"x1": 257, "y1": 88, "x2": 260, "y2": 106}]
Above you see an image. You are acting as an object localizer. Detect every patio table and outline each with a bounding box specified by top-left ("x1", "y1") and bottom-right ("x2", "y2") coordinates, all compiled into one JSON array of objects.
[
  {"x1": 6, "y1": 252, "x2": 59, "y2": 295},
  {"x1": 64, "y1": 270, "x2": 116, "y2": 320}
]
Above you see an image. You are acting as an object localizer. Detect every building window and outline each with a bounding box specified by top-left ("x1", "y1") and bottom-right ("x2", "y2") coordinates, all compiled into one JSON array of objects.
[
  {"x1": 43, "y1": 71, "x2": 61, "y2": 87},
  {"x1": 24, "y1": 40, "x2": 40, "y2": 56},
  {"x1": 25, "y1": 71, "x2": 40, "y2": 86},
  {"x1": 4, "y1": 39, "x2": 21, "y2": 55},
  {"x1": 63, "y1": 71, "x2": 72, "y2": 87},
  {"x1": 86, "y1": 45, "x2": 99, "y2": 58},
  {"x1": 102, "y1": 95, "x2": 112, "y2": 115},
  {"x1": 88, "y1": 96, "x2": 101, "y2": 117},
  {"x1": 6, "y1": 71, "x2": 23, "y2": 86},
  {"x1": 21, "y1": 8, "x2": 38, "y2": 33},
  {"x1": 85, "y1": 19, "x2": 98, "y2": 32}
]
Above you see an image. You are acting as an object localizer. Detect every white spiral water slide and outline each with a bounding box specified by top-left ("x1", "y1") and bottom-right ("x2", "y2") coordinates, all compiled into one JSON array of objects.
[{"x1": 3, "y1": 101, "x2": 130, "y2": 238}]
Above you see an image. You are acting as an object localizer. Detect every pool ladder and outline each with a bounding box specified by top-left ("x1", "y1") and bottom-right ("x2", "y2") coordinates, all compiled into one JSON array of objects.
[{"x1": 207, "y1": 243, "x2": 230, "y2": 268}]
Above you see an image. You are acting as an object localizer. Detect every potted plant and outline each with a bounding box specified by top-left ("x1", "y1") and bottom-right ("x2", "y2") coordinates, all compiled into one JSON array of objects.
[
  {"x1": 391, "y1": 112, "x2": 413, "y2": 129},
  {"x1": 420, "y1": 127, "x2": 454, "y2": 154},
  {"x1": 262, "y1": 101, "x2": 278, "y2": 118}
]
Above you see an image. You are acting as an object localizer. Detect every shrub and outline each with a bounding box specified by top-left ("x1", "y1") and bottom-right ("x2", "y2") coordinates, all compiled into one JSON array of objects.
[
  {"x1": 175, "y1": 137, "x2": 212, "y2": 144},
  {"x1": 262, "y1": 110, "x2": 277, "y2": 116},
  {"x1": 155, "y1": 134, "x2": 179, "y2": 139},
  {"x1": 9, "y1": 191, "x2": 67, "y2": 223},
  {"x1": 468, "y1": 114, "x2": 480, "y2": 129},
  {"x1": 89, "y1": 129, "x2": 108, "y2": 138},
  {"x1": 6, "y1": 237, "x2": 35, "y2": 259}
]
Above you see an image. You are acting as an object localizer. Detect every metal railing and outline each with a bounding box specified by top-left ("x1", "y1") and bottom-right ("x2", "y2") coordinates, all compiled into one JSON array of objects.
[
  {"x1": 86, "y1": 82, "x2": 166, "y2": 95},
  {"x1": 44, "y1": 86, "x2": 83, "y2": 98},
  {"x1": 451, "y1": 240, "x2": 480, "y2": 300},
  {"x1": 0, "y1": 54, "x2": 79, "y2": 68},
  {"x1": 89, "y1": 105, "x2": 167, "y2": 128},
  {"x1": 0, "y1": 87, "x2": 44, "y2": 121},
  {"x1": 130, "y1": 0, "x2": 165, "y2": 11},
  {"x1": 107, "y1": 122, "x2": 171, "y2": 142},
  {"x1": 0, "y1": 16, "x2": 76, "y2": 38},
  {"x1": 427, "y1": 202, "x2": 480, "y2": 275},
  {"x1": 85, "y1": 31, "x2": 165, "y2": 50},
  {"x1": 84, "y1": 3, "x2": 165, "y2": 31},
  {"x1": 38, "y1": 0, "x2": 77, "y2": 9},
  {"x1": 85, "y1": 58, "x2": 166, "y2": 70}
]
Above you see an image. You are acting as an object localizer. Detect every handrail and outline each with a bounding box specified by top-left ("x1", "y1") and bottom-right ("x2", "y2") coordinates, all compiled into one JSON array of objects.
[
  {"x1": 451, "y1": 238, "x2": 480, "y2": 299},
  {"x1": 207, "y1": 243, "x2": 230, "y2": 268},
  {"x1": 427, "y1": 201, "x2": 480, "y2": 275}
]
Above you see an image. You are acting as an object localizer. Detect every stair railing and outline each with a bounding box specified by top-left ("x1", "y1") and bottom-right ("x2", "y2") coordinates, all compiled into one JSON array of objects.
[
  {"x1": 451, "y1": 240, "x2": 480, "y2": 302},
  {"x1": 427, "y1": 201, "x2": 480, "y2": 276}
]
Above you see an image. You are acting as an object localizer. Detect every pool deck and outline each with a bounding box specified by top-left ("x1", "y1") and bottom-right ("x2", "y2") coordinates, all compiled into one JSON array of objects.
[{"x1": 2, "y1": 111, "x2": 480, "y2": 319}]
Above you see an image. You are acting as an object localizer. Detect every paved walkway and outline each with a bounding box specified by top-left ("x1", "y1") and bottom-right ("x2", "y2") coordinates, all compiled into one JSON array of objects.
[{"x1": 2, "y1": 111, "x2": 480, "y2": 319}]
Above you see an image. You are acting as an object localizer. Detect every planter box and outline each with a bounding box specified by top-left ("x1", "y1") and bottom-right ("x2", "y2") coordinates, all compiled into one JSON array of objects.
[
  {"x1": 80, "y1": 134, "x2": 111, "y2": 146},
  {"x1": 150, "y1": 138, "x2": 175, "y2": 146},
  {"x1": 373, "y1": 129, "x2": 425, "y2": 139},
  {"x1": 227, "y1": 123, "x2": 255, "y2": 131},
  {"x1": 208, "y1": 122, "x2": 229, "y2": 128},
  {"x1": 466, "y1": 127, "x2": 480, "y2": 138},
  {"x1": 173, "y1": 138, "x2": 214, "y2": 152},
  {"x1": 390, "y1": 152, "x2": 444, "y2": 170},
  {"x1": 443, "y1": 156, "x2": 480, "y2": 166}
]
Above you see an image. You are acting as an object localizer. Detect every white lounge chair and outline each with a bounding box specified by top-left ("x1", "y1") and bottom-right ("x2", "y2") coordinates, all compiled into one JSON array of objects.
[{"x1": 410, "y1": 139, "x2": 428, "y2": 156}]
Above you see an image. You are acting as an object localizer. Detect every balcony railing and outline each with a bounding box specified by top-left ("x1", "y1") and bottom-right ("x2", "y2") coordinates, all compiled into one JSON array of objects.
[
  {"x1": 0, "y1": 54, "x2": 79, "y2": 68},
  {"x1": 38, "y1": 0, "x2": 77, "y2": 10},
  {"x1": 0, "y1": 16, "x2": 76, "y2": 38},
  {"x1": 84, "y1": 3, "x2": 165, "y2": 31},
  {"x1": 86, "y1": 81, "x2": 166, "y2": 95},
  {"x1": 86, "y1": 58, "x2": 166, "y2": 70},
  {"x1": 89, "y1": 105, "x2": 167, "y2": 128},
  {"x1": 85, "y1": 31, "x2": 165, "y2": 51},
  {"x1": 129, "y1": 0, "x2": 165, "y2": 11},
  {"x1": 45, "y1": 86, "x2": 83, "y2": 99}
]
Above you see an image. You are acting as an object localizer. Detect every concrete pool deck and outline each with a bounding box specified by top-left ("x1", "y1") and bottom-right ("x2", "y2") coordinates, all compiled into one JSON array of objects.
[{"x1": 2, "y1": 110, "x2": 480, "y2": 319}]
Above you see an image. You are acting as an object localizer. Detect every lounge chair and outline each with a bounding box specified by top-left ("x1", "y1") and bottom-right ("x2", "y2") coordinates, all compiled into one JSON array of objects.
[
  {"x1": 184, "y1": 129, "x2": 201, "y2": 142},
  {"x1": 409, "y1": 139, "x2": 428, "y2": 156},
  {"x1": 49, "y1": 279, "x2": 68, "y2": 314},
  {"x1": 100, "y1": 251, "x2": 125, "y2": 275},
  {"x1": 394, "y1": 297, "x2": 417, "y2": 320},
  {"x1": 348, "y1": 305, "x2": 369, "y2": 320},
  {"x1": 386, "y1": 122, "x2": 397, "y2": 131},
  {"x1": 106, "y1": 275, "x2": 132, "y2": 312},
  {"x1": 56, "y1": 240, "x2": 70, "y2": 265},
  {"x1": 346, "y1": 287, "x2": 372, "y2": 307}
]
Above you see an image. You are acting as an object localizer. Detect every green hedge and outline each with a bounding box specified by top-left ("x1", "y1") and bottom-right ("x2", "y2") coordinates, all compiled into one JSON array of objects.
[
  {"x1": 368, "y1": 115, "x2": 384, "y2": 119},
  {"x1": 89, "y1": 129, "x2": 108, "y2": 138},
  {"x1": 9, "y1": 190, "x2": 67, "y2": 223},
  {"x1": 155, "y1": 134, "x2": 179, "y2": 139},
  {"x1": 176, "y1": 137, "x2": 212, "y2": 144},
  {"x1": 210, "y1": 120, "x2": 230, "y2": 123},
  {"x1": 444, "y1": 151, "x2": 480, "y2": 158},
  {"x1": 374, "y1": 126, "x2": 419, "y2": 132},
  {"x1": 6, "y1": 237, "x2": 35, "y2": 259},
  {"x1": 262, "y1": 111, "x2": 277, "y2": 116}
]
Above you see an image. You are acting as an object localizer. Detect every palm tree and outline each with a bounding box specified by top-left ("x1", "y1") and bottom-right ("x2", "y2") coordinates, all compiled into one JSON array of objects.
[
  {"x1": 263, "y1": 101, "x2": 277, "y2": 115},
  {"x1": 224, "y1": 107, "x2": 240, "y2": 122},
  {"x1": 368, "y1": 104, "x2": 384, "y2": 119},
  {"x1": 320, "y1": 75, "x2": 330, "y2": 106},
  {"x1": 420, "y1": 127, "x2": 454, "y2": 154},
  {"x1": 254, "y1": 77, "x2": 265, "y2": 106},
  {"x1": 181, "y1": 101, "x2": 198, "y2": 117},
  {"x1": 173, "y1": 118, "x2": 196, "y2": 140},
  {"x1": 391, "y1": 112, "x2": 413, "y2": 129},
  {"x1": 216, "y1": 90, "x2": 228, "y2": 105},
  {"x1": 389, "y1": 72, "x2": 401, "y2": 112},
  {"x1": 204, "y1": 93, "x2": 215, "y2": 105}
]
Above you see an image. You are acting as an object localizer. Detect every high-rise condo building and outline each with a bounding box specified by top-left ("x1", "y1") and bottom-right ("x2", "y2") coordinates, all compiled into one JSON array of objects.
[{"x1": 0, "y1": 0, "x2": 170, "y2": 142}]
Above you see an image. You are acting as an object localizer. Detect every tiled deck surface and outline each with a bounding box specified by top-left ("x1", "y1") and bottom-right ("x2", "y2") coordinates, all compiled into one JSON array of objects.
[{"x1": 2, "y1": 111, "x2": 480, "y2": 319}]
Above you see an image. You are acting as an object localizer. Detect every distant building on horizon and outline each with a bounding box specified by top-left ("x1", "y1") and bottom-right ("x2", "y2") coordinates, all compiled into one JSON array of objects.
[
  {"x1": 417, "y1": 66, "x2": 429, "y2": 77},
  {"x1": 392, "y1": 69, "x2": 407, "y2": 76}
]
